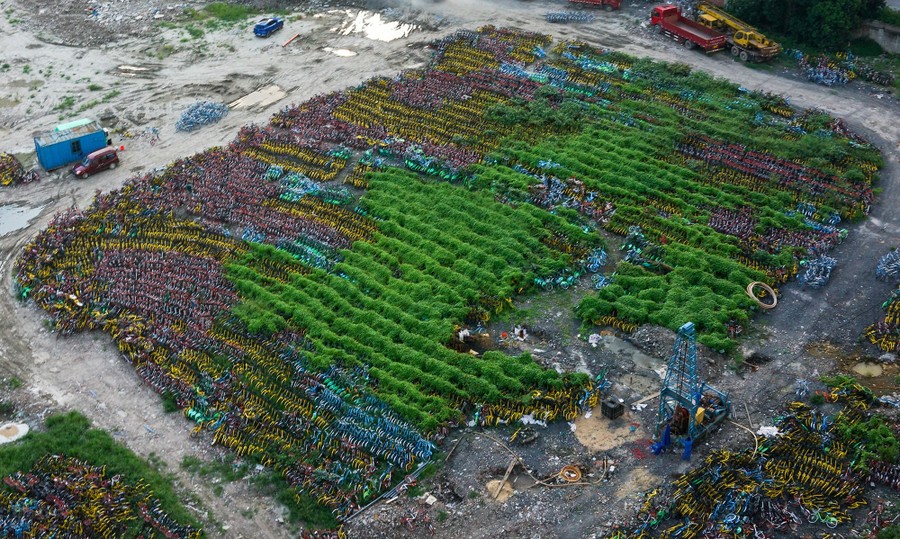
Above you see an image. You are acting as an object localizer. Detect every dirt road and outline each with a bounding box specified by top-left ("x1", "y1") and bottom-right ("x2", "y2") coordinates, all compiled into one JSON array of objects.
[{"x1": 1, "y1": 0, "x2": 897, "y2": 537}]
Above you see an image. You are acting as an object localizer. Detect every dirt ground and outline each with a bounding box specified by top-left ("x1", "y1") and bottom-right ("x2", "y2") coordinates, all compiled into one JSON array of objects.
[{"x1": 1, "y1": 0, "x2": 899, "y2": 537}]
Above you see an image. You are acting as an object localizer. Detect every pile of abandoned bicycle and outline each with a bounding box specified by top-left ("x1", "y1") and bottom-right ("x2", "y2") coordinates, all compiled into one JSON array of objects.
[
  {"x1": 6, "y1": 25, "x2": 892, "y2": 536},
  {"x1": 866, "y1": 247, "x2": 900, "y2": 352},
  {"x1": 606, "y1": 380, "x2": 900, "y2": 539},
  {"x1": 1, "y1": 455, "x2": 200, "y2": 539}
]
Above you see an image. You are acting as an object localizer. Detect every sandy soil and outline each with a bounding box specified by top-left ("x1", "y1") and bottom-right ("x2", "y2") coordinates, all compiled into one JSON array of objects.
[{"x1": 1, "y1": 0, "x2": 898, "y2": 538}]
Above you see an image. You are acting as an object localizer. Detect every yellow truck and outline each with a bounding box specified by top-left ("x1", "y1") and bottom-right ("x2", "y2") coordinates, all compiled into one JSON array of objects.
[{"x1": 696, "y1": 2, "x2": 781, "y2": 62}]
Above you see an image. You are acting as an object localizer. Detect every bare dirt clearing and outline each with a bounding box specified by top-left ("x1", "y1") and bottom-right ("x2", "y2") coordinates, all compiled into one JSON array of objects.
[{"x1": 1, "y1": 0, "x2": 898, "y2": 538}]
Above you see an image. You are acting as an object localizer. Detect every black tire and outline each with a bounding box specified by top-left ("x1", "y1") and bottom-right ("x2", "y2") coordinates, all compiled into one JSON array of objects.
[
  {"x1": 604, "y1": 4, "x2": 613, "y2": 12},
  {"x1": 731, "y1": 45, "x2": 740, "y2": 56},
  {"x1": 683, "y1": 39, "x2": 694, "y2": 50},
  {"x1": 80, "y1": 172, "x2": 89, "y2": 179},
  {"x1": 740, "y1": 51, "x2": 749, "y2": 62},
  {"x1": 657, "y1": 25, "x2": 664, "y2": 35},
  {"x1": 109, "y1": 163, "x2": 116, "y2": 170}
]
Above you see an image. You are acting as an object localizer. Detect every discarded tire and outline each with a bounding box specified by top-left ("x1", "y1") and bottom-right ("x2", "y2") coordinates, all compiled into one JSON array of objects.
[
  {"x1": 560, "y1": 465, "x2": 582, "y2": 482},
  {"x1": 746, "y1": 281, "x2": 777, "y2": 310}
]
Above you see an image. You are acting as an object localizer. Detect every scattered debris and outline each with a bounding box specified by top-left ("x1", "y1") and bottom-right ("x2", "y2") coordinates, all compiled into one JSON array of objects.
[{"x1": 755, "y1": 426, "x2": 781, "y2": 437}]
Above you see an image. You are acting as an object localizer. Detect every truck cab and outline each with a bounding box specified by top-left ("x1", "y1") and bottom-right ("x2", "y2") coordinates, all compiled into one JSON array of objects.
[
  {"x1": 72, "y1": 146, "x2": 119, "y2": 179},
  {"x1": 650, "y1": 5, "x2": 678, "y2": 25}
]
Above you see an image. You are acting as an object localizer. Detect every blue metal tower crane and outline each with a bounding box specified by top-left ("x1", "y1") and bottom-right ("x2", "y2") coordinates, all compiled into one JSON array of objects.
[{"x1": 654, "y1": 322, "x2": 730, "y2": 454}]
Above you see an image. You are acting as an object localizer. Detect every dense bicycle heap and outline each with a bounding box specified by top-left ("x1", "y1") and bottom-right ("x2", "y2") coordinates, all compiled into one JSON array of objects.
[
  {"x1": 0, "y1": 455, "x2": 200, "y2": 539},
  {"x1": 175, "y1": 101, "x2": 229, "y2": 132},
  {"x1": 607, "y1": 379, "x2": 899, "y2": 539},
  {"x1": 789, "y1": 49, "x2": 896, "y2": 88},
  {"x1": 865, "y1": 284, "x2": 900, "y2": 352},
  {"x1": 866, "y1": 249, "x2": 900, "y2": 351},
  {"x1": 14, "y1": 27, "x2": 882, "y2": 522},
  {"x1": 0, "y1": 153, "x2": 30, "y2": 187}
]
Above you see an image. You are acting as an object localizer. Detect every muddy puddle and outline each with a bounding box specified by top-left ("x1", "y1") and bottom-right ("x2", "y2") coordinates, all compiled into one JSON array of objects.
[
  {"x1": 0, "y1": 97, "x2": 19, "y2": 108},
  {"x1": 0, "y1": 423, "x2": 29, "y2": 444},
  {"x1": 485, "y1": 466, "x2": 537, "y2": 504},
  {"x1": 335, "y1": 10, "x2": 418, "y2": 42},
  {"x1": 851, "y1": 362, "x2": 883, "y2": 377},
  {"x1": 808, "y1": 342, "x2": 898, "y2": 395},
  {"x1": 844, "y1": 359, "x2": 897, "y2": 395},
  {"x1": 0, "y1": 203, "x2": 45, "y2": 236}
]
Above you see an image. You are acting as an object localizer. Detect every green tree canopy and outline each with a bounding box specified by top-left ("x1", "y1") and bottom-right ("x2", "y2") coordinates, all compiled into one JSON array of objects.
[{"x1": 728, "y1": 0, "x2": 886, "y2": 49}]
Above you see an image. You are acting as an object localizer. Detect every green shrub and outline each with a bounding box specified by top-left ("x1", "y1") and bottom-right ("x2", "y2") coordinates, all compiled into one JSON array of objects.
[
  {"x1": 0, "y1": 400, "x2": 14, "y2": 417},
  {"x1": 186, "y1": 25, "x2": 204, "y2": 39},
  {"x1": 161, "y1": 391, "x2": 179, "y2": 413},
  {"x1": 203, "y1": 2, "x2": 254, "y2": 22},
  {"x1": 876, "y1": 7, "x2": 900, "y2": 26},
  {"x1": 849, "y1": 37, "x2": 884, "y2": 57}
]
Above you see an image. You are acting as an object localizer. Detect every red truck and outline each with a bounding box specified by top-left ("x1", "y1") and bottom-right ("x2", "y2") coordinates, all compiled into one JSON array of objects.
[
  {"x1": 568, "y1": 0, "x2": 621, "y2": 11},
  {"x1": 650, "y1": 5, "x2": 727, "y2": 52}
]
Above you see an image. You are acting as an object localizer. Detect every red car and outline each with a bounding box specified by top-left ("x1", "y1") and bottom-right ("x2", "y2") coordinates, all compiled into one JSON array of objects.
[{"x1": 72, "y1": 146, "x2": 119, "y2": 179}]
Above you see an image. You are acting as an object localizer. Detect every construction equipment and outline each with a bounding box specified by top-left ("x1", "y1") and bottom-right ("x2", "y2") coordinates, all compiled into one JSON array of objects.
[
  {"x1": 650, "y1": 5, "x2": 727, "y2": 53},
  {"x1": 697, "y1": 2, "x2": 781, "y2": 62},
  {"x1": 654, "y1": 323, "x2": 730, "y2": 446}
]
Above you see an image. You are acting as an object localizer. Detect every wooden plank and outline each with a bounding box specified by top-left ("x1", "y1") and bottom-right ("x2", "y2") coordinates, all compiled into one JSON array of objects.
[
  {"x1": 494, "y1": 457, "x2": 518, "y2": 499},
  {"x1": 282, "y1": 33, "x2": 301, "y2": 47},
  {"x1": 632, "y1": 392, "x2": 659, "y2": 406},
  {"x1": 444, "y1": 436, "x2": 464, "y2": 463}
]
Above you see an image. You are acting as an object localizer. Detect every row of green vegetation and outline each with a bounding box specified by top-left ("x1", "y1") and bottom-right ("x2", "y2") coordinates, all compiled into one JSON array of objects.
[{"x1": 229, "y1": 169, "x2": 596, "y2": 430}]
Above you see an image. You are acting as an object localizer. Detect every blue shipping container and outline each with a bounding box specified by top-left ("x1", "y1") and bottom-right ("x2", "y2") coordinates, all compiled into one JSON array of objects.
[{"x1": 34, "y1": 120, "x2": 108, "y2": 171}]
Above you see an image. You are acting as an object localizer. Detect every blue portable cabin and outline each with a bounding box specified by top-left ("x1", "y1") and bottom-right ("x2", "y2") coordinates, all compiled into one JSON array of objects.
[{"x1": 34, "y1": 119, "x2": 108, "y2": 171}]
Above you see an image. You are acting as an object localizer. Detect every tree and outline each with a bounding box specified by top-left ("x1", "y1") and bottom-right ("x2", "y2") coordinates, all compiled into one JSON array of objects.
[{"x1": 727, "y1": 0, "x2": 886, "y2": 49}]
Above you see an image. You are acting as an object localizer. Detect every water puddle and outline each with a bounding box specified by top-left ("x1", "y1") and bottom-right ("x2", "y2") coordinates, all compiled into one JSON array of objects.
[
  {"x1": 0, "y1": 423, "x2": 29, "y2": 444},
  {"x1": 336, "y1": 10, "x2": 418, "y2": 42},
  {"x1": 851, "y1": 361, "x2": 883, "y2": 377},
  {"x1": 0, "y1": 203, "x2": 45, "y2": 236},
  {"x1": 0, "y1": 97, "x2": 19, "y2": 108},
  {"x1": 323, "y1": 47, "x2": 358, "y2": 57},
  {"x1": 228, "y1": 84, "x2": 287, "y2": 110},
  {"x1": 810, "y1": 341, "x2": 898, "y2": 395}
]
